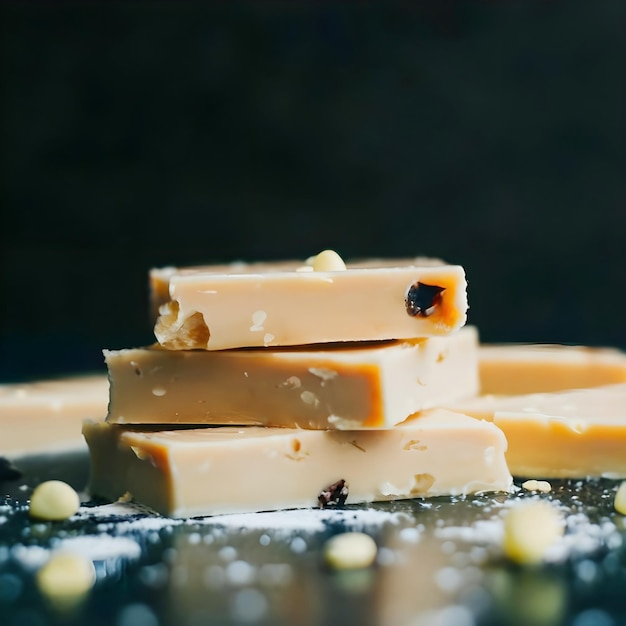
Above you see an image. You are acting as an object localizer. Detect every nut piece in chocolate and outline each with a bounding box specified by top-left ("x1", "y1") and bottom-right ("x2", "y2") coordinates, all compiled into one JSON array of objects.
[
  {"x1": 405, "y1": 282, "x2": 446, "y2": 317},
  {"x1": 318, "y1": 479, "x2": 349, "y2": 509}
]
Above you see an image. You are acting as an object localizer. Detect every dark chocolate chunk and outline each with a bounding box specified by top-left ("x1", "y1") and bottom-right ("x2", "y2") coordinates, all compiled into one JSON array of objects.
[
  {"x1": 405, "y1": 282, "x2": 446, "y2": 317},
  {"x1": 0, "y1": 457, "x2": 22, "y2": 482},
  {"x1": 318, "y1": 479, "x2": 349, "y2": 509}
]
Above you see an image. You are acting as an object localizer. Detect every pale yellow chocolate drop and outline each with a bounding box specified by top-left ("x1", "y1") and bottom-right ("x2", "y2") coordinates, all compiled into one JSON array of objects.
[
  {"x1": 311, "y1": 249, "x2": 347, "y2": 272},
  {"x1": 36, "y1": 552, "x2": 96, "y2": 612},
  {"x1": 29, "y1": 480, "x2": 80, "y2": 521},
  {"x1": 521, "y1": 480, "x2": 552, "y2": 493},
  {"x1": 323, "y1": 532, "x2": 378, "y2": 570},
  {"x1": 503, "y1": 501, "x2": 564, "y2": 565},
  {"x1": 615, "y1": 481, "x2": 626, "y2": 515}
]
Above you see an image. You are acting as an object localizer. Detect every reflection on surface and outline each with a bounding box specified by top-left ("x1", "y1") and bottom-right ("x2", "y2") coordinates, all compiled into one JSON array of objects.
[
  {"x1": 376, "y1": 526, "x2": 452, "y2": 625},
  {"x1": 163, "y1": 525, "x2": 324, "y2": 626},
  {"x1": 160, "y1": 503, "x2": 502, "y2": 626},
  {"x1": 486, "y1": 568, "x2": 567, "y2": 626},
  {"x1": 1, "y1": 482, "x2": 625, "y2": 626}
]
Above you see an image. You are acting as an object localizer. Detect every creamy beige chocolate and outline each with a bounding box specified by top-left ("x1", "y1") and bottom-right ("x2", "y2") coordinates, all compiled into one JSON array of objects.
[
  {"x1": 479, "y1": 343, "x2": 626, "y2": 395},
  {"x1": 104, "y1": 327, "x2": 479, "y2": 429},
  {"x1": 0, "y1": 375, "x2": 108, "y2": 457},
  {"x1": 151, "y1": 257, "x2": 467, "y2": 350},
  {"x1": 446, "y1": 384, "x2": 626, "y2": 478},
  {"x1": 83, "y1": 409, "x2": 512, "y2": 517}
]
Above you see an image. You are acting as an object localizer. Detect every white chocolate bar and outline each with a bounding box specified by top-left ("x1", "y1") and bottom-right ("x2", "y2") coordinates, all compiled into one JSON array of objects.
[
  {"x1": 479, "y1": 343, "x2": 626, "y2": 395},
  {"x1": 0, "y1": 375, "x2": 108, "y2": 458},
  {"x1": 151, "y1": 257, "x2": 468, "y2": 350},
  {"x1": 83, "y1": 409, "x2": 512, "y2": 518},
  {"x1": 104, "y1": 327, "x2": 479, "y2": 429},
  {"x1": 446, "y1": 384, "x2": 626, "y2": 478}
]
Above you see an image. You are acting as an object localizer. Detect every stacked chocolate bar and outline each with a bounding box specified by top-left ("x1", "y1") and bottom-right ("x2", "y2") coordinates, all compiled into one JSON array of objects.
[{"x1": 83, "y1": 251, "x2": 512, "y2": 517}]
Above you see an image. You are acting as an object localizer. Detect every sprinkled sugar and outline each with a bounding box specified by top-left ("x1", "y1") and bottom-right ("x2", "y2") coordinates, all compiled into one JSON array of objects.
[{"x1": 433, "y1": 492, "x2": 623, "y2": 565}]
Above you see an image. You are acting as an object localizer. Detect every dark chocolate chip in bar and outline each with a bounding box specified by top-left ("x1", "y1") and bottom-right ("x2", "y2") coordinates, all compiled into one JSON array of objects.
[
  {"x1": 405, "y1": 282, "x2": 446, "y2": 317},
  {"x1": 318, "y1": 479, "x2": 349, "y2": 509}
]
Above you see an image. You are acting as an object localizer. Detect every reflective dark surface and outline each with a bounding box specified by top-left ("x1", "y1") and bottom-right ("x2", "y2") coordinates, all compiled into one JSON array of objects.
[{"x1": 1, "y1": 455, "x2": 625, "y2": 626}]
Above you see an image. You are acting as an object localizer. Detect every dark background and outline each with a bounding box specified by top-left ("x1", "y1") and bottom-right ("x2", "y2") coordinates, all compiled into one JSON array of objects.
[{"x1": 1, "y1": 1, "x2": 624, "y2": 382}]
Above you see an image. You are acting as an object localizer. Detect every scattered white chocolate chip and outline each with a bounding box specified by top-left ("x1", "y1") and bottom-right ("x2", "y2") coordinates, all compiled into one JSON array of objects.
[
  {"x1": 615, "y1": 481, "x2": 626, "y2": 515},
  {"x1": 503, "y1": 501, "x2": 564, "y2": 565},
  {"x1": 323, "y1": 532, "x2": 378, "y2": 570},
  {"x1": 29, "y1": 480, "x2": 80, "y2": 521},
  {"x1": 36, "y1": 552, "x2": 96, "y2": 611},
  {"x1": 522, "y1": 479, "x2": 552, "y2": 493},
  {"x1": 311, "y1": 249, "x2": 347, "y2": 272}
]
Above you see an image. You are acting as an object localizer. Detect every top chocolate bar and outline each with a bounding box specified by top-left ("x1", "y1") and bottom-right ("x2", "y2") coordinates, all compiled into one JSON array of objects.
[{"x1": 150, "y1": 251, "x2": 468, "y2": 350}]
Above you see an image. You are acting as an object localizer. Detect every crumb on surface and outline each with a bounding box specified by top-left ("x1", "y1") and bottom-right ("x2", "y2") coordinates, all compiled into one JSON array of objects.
[{"x1": 521, "y1": 479, "x2": 552, "y2": 493}]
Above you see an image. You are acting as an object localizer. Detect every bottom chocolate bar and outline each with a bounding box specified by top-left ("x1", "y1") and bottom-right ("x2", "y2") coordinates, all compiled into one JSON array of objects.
[{"x1": 82, "y1": 410, "x2": 512, "y2": 518}]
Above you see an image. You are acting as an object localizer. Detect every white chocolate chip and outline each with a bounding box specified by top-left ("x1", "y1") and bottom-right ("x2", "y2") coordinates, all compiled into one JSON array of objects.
[
  {"x1": 29, "y1": 480, "x2": 80, "y2": 521},
  {"x1": 279, "y1": 376, "x2": 301, "y2": 389},
  {"x1": 308, "y1": 367, "x2": 338, "y2": 381},
  {"x1": 250, "y1": 310, "x2": 267, "y2": 331},
  {"x1": 503, "y1": 501, "x2": 564, "y2": 565},
  {"x1": 522, "y1": 479, "x2": 552, "y2": 493},
  {"x1": 311, "y1": 249, "x2": 347, "y2": 272},
  {"x1": 615, "y1": 481, "x2": 626, "y2": 515},
  {"x1": 323, "y1": 532, "x2": 378, "y2": 570},
  {"x1": 300, "y1": 391, "x2": 319, "y2": 407},
  {"x1": 36, "y1": 552, "x2": 96, "y2": 611}
]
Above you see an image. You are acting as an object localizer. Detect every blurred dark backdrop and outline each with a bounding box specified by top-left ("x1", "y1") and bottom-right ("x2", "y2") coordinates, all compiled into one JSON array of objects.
[{"x1": 1, "y1": 1, "x2": 624, "y2": 381}]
